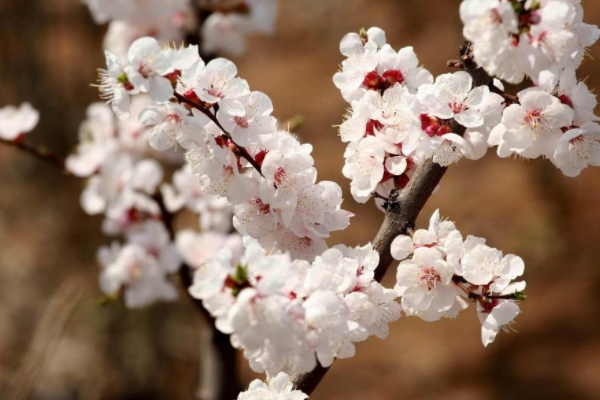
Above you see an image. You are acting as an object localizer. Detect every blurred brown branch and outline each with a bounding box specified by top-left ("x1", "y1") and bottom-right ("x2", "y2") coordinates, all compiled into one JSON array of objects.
[
  {"x1": 155, "y1": 192, "x2": 242, "y2": 400},
  {"x1": 0, "y1": 138, "x2": 70, "y2": 175}
]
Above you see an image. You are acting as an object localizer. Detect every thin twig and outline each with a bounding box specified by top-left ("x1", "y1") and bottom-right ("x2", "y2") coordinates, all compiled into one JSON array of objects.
[
  {"x1": 174, "y1": 92, "x2": 265, "y2": 176},
  {"x1": 446, "y1": 59, "x2": 462, "y2": 68},
  {"x1": 175, "y1": 93, "x2": 227, "y2": 131},
  {"x1": 292, "y1": 40, "x2": 495, "y2": 396},
  {"x1": 372, "y1": 192, "x2": 389, "y2": 202},
  {"x1": 452, "y1": 276, "x2": 526, "y2": 302},
  {"x1": 490, "y1": 84, "x2": 519, "y2": 105},
  {"x1": 0, "y1": 138, "x2": 71, "y2": 175}
]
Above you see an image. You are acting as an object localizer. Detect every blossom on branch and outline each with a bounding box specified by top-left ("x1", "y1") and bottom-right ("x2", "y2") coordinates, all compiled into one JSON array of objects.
[
  {"x1": 189, "y1": 240, "x2": 399, "y2": 375},
  {"x1": 392, "y1": 209, "x2": 526, "y2": 346},
  {"x1": 238, "y1": 372, "x2": 308, "y2": 400},
  {"x1": 460, "y1": 0, "x2": 599, "y2": 84},
  {"x1": 0, "y1": 103, "x2": 39, "y2": 141}
]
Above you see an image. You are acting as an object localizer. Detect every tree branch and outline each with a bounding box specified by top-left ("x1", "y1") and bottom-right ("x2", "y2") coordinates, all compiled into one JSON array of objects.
[
  {"x1": 174, "y1": 92, "x2": 264, "y2": 176},
  {"x1": 292, "y1": 41, "x2": 494, "y2": 396},
  {"x1": 179, "y1": 265, "x2": 243, "y2": 400},
  {"x1": 490, "y1": 84, "x2": 519, "y2": 105},
  {"x1": 0, "y1": 138, "x2": 71, "y2": 175},
  {"x1": 155, "y1": 192, "x2": 242, "y2": 399}
]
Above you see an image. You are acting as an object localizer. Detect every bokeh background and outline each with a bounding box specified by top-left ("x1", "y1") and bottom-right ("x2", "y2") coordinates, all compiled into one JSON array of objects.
[{"x1": 2, "y1": 0, "x2": 600, "y2": 399}]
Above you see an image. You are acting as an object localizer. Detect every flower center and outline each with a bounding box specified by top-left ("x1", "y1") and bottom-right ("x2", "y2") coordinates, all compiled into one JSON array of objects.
[
  {"x1": 251, "y1": 197, "x2": 271, "y2": 214},
  {"x1": 449, "y1": 100, "x2": 466, "y2": 114},
  {"x1": 128, "y1": 262, "x2": 143, "y2": 281},
  {"x1": 208, "y1": 84, "x2": 224, "y2": 98},
  {"x1": 419, "y1": 266, "x2": 441, "y2": 291},
  {"x1": 166, "y1": 113, "x2": 181, "y2": 123},
  {"x1": 382, "y1": 70, "x2": 405, "y2": 87},
  {"x1": 234, "y1": 116, "x2": 249, "y2": 128},
  {"x1": 490, "y1": 8, "x2": 503, "y2": 25},
  {"x1": 421, "y1": 114, "x2": 451, "y2": 137},
  {"x1": 137, "y1": 62, "x2": 153, "y2": 79},
  {"x1": 273, "y1": 167, "x2": 288, "y2": 187},
  {"x1": 523, "y1": 109, "x2": 543, "y2": 131},
  {"x1": 362, "y1": 70, "x2": 405, "y2": 92}
]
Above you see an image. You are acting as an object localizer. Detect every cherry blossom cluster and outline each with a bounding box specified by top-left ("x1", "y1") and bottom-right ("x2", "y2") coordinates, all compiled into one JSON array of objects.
[
  {"x1": 97, "y1": 220, "x2": 181, "y2": 308},
  {"x1": 460, "y1": 0, "x2": 600, "y2": 177},
  {"x1": 95, "y1": 36, "x2": 353, "y2": 261},
  {"x1": 189, "y1": 239, "x2": 401, "y2": 375},
  {"x1": 460, "y1": 0, "x2": 599, "y2": 84},
  {"x1": 84, "y1": 0, "x2": 278, "y2": 59},
  {"x1": 0, "y1": 103, "x2": 39, "y2": 141},
  {"x1": 391, "y1": 210, "x2": 526, "y2": 346},
  {"x1": 238, "y1": 372, "x2": 308, "y2": 400},
  {"x1": 67, "y1": 100, "x2": 235, "y2": 307},
  {"x1": 334, "y1": 28, "x2": 506, "y2": 204},
  {"x1": 489, "y1": 67, "x2": 600, "y2": 176},
  {"x1": 336, "y1": 23, "x2": 600, "y2": 203}
]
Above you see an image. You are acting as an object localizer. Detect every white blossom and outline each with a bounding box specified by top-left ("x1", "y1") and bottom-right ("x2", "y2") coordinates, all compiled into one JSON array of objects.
[
  {"x1": 176, "y1": 230, "x2": 243, "y2": 269},
  {"x1": 238, "y1": 372, "x2": 308, "y2": 400},
  {"x1": 395, "y1": 247, "x2": 463, "y2": 322},
  {"x1": 260, "y1": 149, "x2": 317, "y2": 209},
  {"x1": 98, "y1": 243, "x2": 178, "y2": 308},
  {"x1": 393, "y1": 209, "x2": 527, "y2": 345},
  {"x1": 490, "y1": 87, "x2": 574, "y2": 159},
  {"x1": 342, "y1": 136, "x2": 386, "y2": 203},
  {"x1": 0, "y1": 103, "x2": 39, "y2": 141},
  {"x1": 81, "y1": 154, "x2": 163, "y2": 215},
  {"x1": 478, "y1": 299, "x2": 521, "y2": 347},
  {"x1": 217, "y1": 91, "x2": 277, "y2": 147},
  {"x1": 552, "y1": 123, "x2": 600, "y2": 177},
  {"x1": 140, "y1": 102, "x2": 202, "y2": 150},
  {"x1": 124, "y1": 37, "x2": 175, "y2": 102},
  {"x1": 97, "y1": 50, "x2": 137, "y2": 120},
  {"x1": 460, "y1": 0, "x2": 599, "y2": 83},
  {"x1": 333, "y1": 27, "x2": 384, "y2": 102},
  {"x1": 194, "y1": 58, "x2": 250, "y2": 110}
]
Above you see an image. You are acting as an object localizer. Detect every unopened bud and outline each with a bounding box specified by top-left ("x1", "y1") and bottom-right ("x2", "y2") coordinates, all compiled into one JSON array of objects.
[
  {"x1": 359, "y1": 28, "x2": 368, "y2": 40},
  {"x1": 513, "y1": 291, "x2": 527, "y2": 301}
]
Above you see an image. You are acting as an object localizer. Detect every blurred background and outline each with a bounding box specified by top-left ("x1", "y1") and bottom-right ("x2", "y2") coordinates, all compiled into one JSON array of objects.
[{"x1": 2, "y1": 0, "x2": 600, "y2": 399}]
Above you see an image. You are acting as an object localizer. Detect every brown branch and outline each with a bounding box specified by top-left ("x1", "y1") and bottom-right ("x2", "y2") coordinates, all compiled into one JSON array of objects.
[
  {"x1": 155, "y1": 192, "x2": 242, "y2": 399},
  {"x1": 490, "y1": 84, "x2": 519, "y2": 105},
  {"x1": 452, "y1": 276, "x2": 526, "y2": 302},
  {"x1": 292, "y1": 41, "x2": 494, "y2": 396},
  {"x1": 446, "y1": 59, "x2": 462, "y2": 69},
  {"x1": 179, "y1": 264, "x2": 243, "y2": 400},
  {"x1": 174, "y1": 92, "x2": 264, "y2": 176},
  {"x1": 175, "y1": 92, "x2": 227, "y2": 131},
  {"x1": 0, "y1": 137, "x2": 71, "y2": 175}
]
